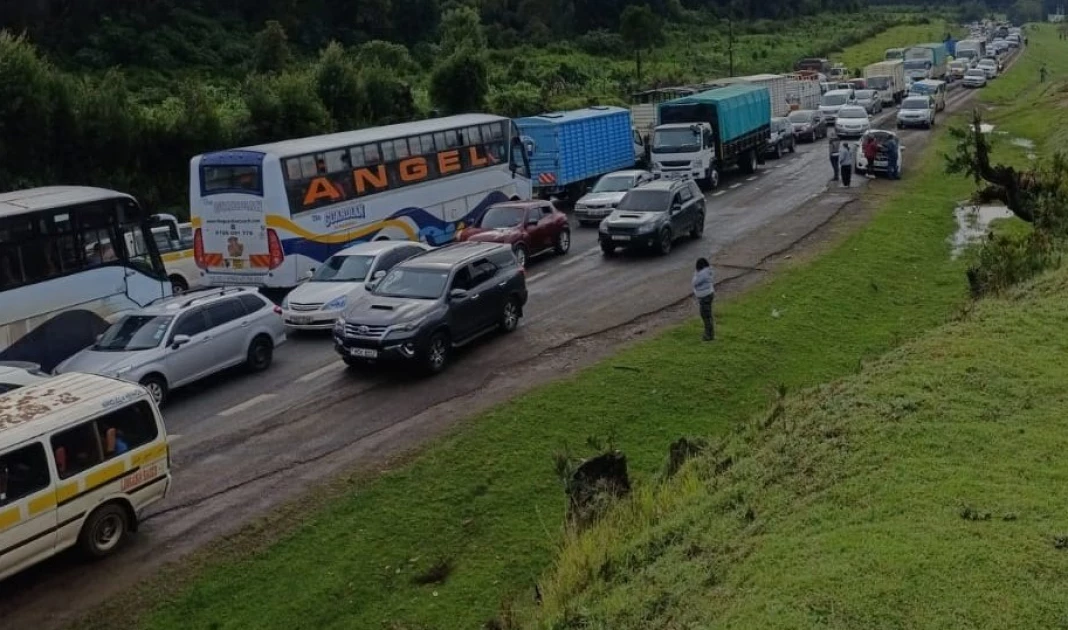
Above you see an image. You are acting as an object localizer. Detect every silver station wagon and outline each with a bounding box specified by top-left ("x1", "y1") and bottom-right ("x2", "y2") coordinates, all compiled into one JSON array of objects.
[{"x1": 56, "y1": 287, "x2": 286, "y2": 405}]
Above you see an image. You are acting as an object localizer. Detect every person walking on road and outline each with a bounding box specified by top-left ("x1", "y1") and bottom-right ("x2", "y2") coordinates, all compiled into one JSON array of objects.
[
  {"x1": 886, "y1": 135, "x2": 900, "y2": 180},
  {"x1": 828, "y1": 132, "x2": 841, "y2": 182},
  {"x1": 862, "y1": 135, "x2": 877, "y2": 179},
  {"x1": 838, "y1": 142, "x2": 854, "y2": 187},
  {"x1": 693, "y1": 257, "x2": 716, "y2": 341}
]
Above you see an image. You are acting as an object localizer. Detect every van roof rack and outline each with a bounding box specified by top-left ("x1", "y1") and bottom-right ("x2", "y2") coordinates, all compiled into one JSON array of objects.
[{"x1": 177, "y1": 286, "x2": 247, "y2": 308}]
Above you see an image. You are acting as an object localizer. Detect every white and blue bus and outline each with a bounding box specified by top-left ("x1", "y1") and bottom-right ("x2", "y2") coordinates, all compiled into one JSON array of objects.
[
  {"x1": 0, "y1": 187, "x2": 170, "y2": 372},
  {"x1": 190, "y1": 113, "x2": 533, "y2": 289}
]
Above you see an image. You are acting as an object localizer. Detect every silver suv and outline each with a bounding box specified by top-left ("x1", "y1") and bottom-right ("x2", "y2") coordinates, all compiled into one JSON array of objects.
[{"x1": 56, "y1": 287, "x2": 286, "y2": 405}]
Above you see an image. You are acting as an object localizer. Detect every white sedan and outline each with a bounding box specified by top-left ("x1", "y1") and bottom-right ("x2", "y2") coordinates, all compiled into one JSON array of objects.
[
  {"x1": 855, "y1": 130, "x2": 904, "y2": 178},
  {"x1": 962, "y1": 69, "x2": 988, "y2": 88},
  {"x1": 834, "y1": 105, "x2": 871, "y2": 139},
  {"x1": 280, "y1": 240, "x2": 431, "y2": 330},
  {"x1": 0, "y1": 361, "x2": 51, "y2": 394}
]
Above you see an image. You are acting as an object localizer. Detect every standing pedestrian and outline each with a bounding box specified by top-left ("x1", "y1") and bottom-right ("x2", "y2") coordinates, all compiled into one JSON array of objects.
[
  {"x1": 1040, "y1": 63, "x2": 1047, "y2": 83},
  {"x1": 886, "y1": 135, "x2": 900, "y2": 180},
  {"x1": 828, "y1": 131, "x2": 841, "y2": 182},
  {"x1": 862, "y1": 135, "x2": 877, "y2": 179},
  {"x1": 839, "y1": 142, "x2": 854, "y2": 187},
  {"x1": 693, "y1": 257, "x2": 715, "y2": 341}
]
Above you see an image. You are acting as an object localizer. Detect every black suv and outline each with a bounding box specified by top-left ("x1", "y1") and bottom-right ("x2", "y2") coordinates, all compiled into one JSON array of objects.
[
  {"x1": 598, "y1": 178, "x2": 706, "y2": 256},
  {"x1": 333, "y1": 242, "x2": 528, "y2": 373}
]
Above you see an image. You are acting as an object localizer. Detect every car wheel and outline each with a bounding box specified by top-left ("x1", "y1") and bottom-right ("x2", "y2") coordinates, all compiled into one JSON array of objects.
[
  {"x1": 424, "y1": 331, "x2": 450, "y2": 374},
  {"x1": 169, "y1": 275, "x2": 188, "y2": 294},
  {"x1": 657, "y1": 227, "x2": 673, "y2": 256},
  {"x1": 79, "y1": 503, "x2": 129, "y2": 559},
  {"x1": 246, "y1": 335, "x2": 274, "y2": 372},
  {"x1": 690, "y1": 212, "x2": 705, "y2": 239},
  {"x1": 139, "y1": 374, "x2": 168, "y2": 407},
  {"x1": 500, "y1": 297, "x2": 521, "y2": 332},
  {"x1": 342, "y1": 356, "x2": 365, "y2": 369},
  {"x1": 600, "y1": 242, "x2": 616, "y2": 257},
  {"x1": 554, "y1": 229, "x2": 571, "y2": 255},
  {"x1": 775, "y1": 142, "x2": 783, "y2": 159},
  {"x1": 789, "y1": 138, "x2": 796, "y2": 153},
  {"x1": 513, "y1": 244, "x2": 528, "y2": 268}
]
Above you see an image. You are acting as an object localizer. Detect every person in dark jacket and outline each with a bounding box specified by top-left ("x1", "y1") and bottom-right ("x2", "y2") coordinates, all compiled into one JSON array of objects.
[{"x1": 838, "y1": 142, "x2": 854, "y2": 187}]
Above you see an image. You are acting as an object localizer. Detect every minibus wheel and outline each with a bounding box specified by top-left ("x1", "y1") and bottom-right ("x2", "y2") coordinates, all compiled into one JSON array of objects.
[{"x1": 80, "y1": 503, "x2": 130, "y2": 558}]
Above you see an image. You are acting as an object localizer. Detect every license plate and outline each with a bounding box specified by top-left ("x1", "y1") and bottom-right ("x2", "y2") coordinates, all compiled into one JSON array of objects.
[
  {"x1": 612, "y1": 235, "x2": 631, "y2": 241},
  {"x1": 290, "y1": 315, "x2": 312, "y2": 324},
  {"x1": 231, "y1": 259, "x2": 244, "y2": 269},
  {"x1": 875, "y1": 160, "x2": 887, "y2": 167},
  {"x1": 350, "y1": 347, "x2": 378, "y2": 359}
]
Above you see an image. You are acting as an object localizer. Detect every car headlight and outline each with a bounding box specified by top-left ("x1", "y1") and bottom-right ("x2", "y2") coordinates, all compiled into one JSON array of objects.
[
  {"x1": 599, "y1": 221, "x2": 609, "y2": 233},
  {"x1": 281, "y1": 295, "x2": 290, "y2": 309},
  {"x1": 324, "y1": 296, "x2": 347, "y2": 311},
  {"x1": 575, "y1": 203, "x2": 588, "y2": 210},
  {"x1": 637, "y1": 220, "x2": 659, "y2": 234},
  {"x1": 390, "y1": 317, "x2": 426, "y2": 333}
]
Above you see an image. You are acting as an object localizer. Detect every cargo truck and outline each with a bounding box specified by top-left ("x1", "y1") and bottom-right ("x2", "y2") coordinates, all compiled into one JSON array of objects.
[
  {"x1": 903, "y1": 43, "x2": 948, "y2": 82},
  {"x1": 516, "y1": 106, "x2": 644, "y2": 199},
  {"x1": 863, "y1": 59, "x2": 906, "y2": 105},
  {"x1": 786, "y1": 74, "x2": 822, "y2": 111},
  {"x1": 795, "y1": 58, "x2": 831, "y2": 74},
  {"x1": 652, "y1": 84, "x2": 771, "y2": 190},
  {"x1": 706, "y1": 73, "x2": 790, "y2": 117},
  {"x1": 955, "y1": 39, "x2": 987, "y2": 63}
]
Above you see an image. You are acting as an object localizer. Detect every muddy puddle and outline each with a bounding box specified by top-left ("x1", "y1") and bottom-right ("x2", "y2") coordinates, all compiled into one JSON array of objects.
[
  {"x1": 950, "y1": 204, "x2": 1016, "y2": 259},
  {"x1": 1010, "y1": 137, "x2": 1037, "y2": 160}
]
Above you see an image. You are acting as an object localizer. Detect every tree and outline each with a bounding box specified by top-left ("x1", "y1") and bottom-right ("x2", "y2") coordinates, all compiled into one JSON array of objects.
[
  {"x1": 439, "y1": 6, "x2": 486, "y2": 56},
  {"x1": 315, "y1": 41, "x2": 364, "y2": 129},
  {"x1": 619, "y1": 4, "x2": 664, "y2": 84},
  {"x1": 429, "y1": 47, "x2": 488, "y2": 114},
  {"x1": 946, "y1": 110, "x2": 1068, "y2": 227},
  {"x1": 252, "y1": 20, "x2": 292, "y2": 74},
  {"x1": 361, "y1": 65, "x2": 417, "y2": 124},
  {"x1": 356, "y1": 40, "x2": 418, "y2": 75}
]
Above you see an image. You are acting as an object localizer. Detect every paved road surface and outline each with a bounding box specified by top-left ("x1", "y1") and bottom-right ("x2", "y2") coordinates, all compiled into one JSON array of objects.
[{"x1": 0, "y1": 71, "x2": 1000, "y2": 629}]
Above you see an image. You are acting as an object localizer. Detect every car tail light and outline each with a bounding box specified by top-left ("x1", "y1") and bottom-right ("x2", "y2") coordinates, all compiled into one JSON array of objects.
[
  {"x1": 193, "y1": 228, "x2": 205, "y2": 268},
  {"x1": 267, "y1": 229, "x2": 284, "y2": 270}
]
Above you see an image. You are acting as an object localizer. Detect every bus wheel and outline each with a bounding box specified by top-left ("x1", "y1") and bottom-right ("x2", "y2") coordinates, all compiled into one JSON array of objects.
[
  {"x1": 79, "y1": 503, "x2": 130, "y2": 558},
  {"x1": 169, "y1": 275, "x2": 188, "y2": 294}
]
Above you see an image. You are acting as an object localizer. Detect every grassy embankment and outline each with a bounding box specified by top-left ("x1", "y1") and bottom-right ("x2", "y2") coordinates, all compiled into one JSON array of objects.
[
  {"x1": 75, "y1": 22, "x2": 1027, "y2": 630},
  {"x1": 518, "y1": 24, "x2": 1068, "y2": 628}
]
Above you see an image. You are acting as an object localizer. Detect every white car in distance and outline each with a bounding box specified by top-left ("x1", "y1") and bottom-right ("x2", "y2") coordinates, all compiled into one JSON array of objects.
[
  {"x1": 962, "y1": 68, "x2": 988, "y2": 88},
  {"x1": 281, "y1": 240, "x2": 431, "y2": 331},
  {"x1": 834, "y1": 105, "x2": 871, "y2": 138},
  {"x1": 977, "y1": 58, "x2": 999, "y2": 79}
]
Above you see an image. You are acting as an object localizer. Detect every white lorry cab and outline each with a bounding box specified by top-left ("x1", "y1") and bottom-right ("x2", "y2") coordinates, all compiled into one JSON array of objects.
[{"x1": 0, "y1": 372, "x2": 172, "y2": 581}]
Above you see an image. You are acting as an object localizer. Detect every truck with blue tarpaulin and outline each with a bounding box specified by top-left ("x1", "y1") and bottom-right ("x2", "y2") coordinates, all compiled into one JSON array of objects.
[
  {"x1": 515, "y1": 106, "x2": 642, "y2": 199},
  {"x1": 903, "y1": 43, "x2": 949, "y2": 81},
  {"x1": 651, "y1": 83, "x2": 771, "y2": 190}
]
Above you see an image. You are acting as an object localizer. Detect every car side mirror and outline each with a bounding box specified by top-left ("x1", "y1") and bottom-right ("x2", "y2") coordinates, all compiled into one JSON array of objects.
[
  {"x1": 365, "y1": 269, "x2": 386, "y2": 290},
  {"x1": 95, "y1": 333, "x2": 103, "y2": 342},
  {"x1": 171, "y1": 334, "x2": 191, "y2": 349},
  {"x1": 527, "y1": 218, "x2": 539, "y2": 226},
  {"x1": 449, "y1": 288, "x2": 468, "y2": 301},
  {"x1": 671, "y1": 204, "x2": 682, "y2": 214},
  {"x1": 304, "y1": 269, "x2": 315, "y2": 280}
]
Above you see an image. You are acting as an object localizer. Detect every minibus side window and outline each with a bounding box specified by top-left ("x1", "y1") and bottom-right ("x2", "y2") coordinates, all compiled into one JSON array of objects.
[
  {"x1": 50, "y1": 424, "x2": 104, "y2": 480},
  {"x1": 0, "y1": 443, "x2": 51, "y2": 505},
  {"x1": 95, "y1": 402, "x2": 160, "y2": 459}
]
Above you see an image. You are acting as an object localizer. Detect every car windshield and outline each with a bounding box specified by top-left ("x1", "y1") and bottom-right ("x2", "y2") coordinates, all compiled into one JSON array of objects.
[
  {"x1": 592, "y1": 175, "x2": 636, "y2": 193},
  {"x1": 838, "y1": 109, "x2": 866, "y2": 119},
  {"x1": 787, "y1": 111, "x2": 813, "y2": 123},
  {"x1": 902, "y1": 98, "x2": 928, "y2": 109},
  {"x1": 478, "y1": 205, "x2": 526, "y2": 229},
  {"x1": 979, "y1": 59, "x2": 996, "y2": 66},
  {"x1": 94, "y1": 315, "x2": 173, "y2": 351},
  {"x1": 617, "y1": 189, "x2": 671, "y2": 212},
  {"x1": 312, "y1": 254, "x2": 375, "y2": 282},
  {"x1": 821, "y1": 94, "x2": 848, "y2": 106},
  {"x1": 652, "y1": 128, "x2": 700, "y2": 153},
  {"x1": 372, "y1": 267, "x2": 449, "y2": 299}
]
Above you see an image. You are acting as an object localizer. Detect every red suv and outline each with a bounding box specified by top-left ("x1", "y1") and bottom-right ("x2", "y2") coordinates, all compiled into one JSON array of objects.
[{"x1": 457, "y1": 201, "x2": 570, "y2": 268}]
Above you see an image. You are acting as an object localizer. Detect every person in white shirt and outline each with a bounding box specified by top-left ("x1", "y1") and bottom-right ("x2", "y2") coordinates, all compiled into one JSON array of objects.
[
  {"x1": 838, "y1": 142, "x2": 854, "y2": 187},
  {"x1": 692, "y1": 257, "x2": 715, "y2": 341}
]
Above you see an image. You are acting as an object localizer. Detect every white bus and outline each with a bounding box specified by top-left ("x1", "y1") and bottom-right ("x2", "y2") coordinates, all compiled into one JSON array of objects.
[
  {"x1": 0, "y1": 187, "x2": 171, "y2": 373},
  {"x1": 189, "y1": 113, "x2": 533, "y2": 289}
]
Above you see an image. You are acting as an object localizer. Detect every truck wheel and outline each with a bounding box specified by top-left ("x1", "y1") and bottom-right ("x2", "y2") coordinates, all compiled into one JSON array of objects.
[
  {"x1": 741, "y1": 150, "x2": 758, "y2": 175},
  {"x1": 708, "y1": 167, "x2": 720, "y2": 189}
]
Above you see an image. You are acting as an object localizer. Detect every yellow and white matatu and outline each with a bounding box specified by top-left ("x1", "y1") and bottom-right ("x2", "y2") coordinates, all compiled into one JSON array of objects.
[{"x1": 0, "y1": 372, "x2": 171, "y2": 581}]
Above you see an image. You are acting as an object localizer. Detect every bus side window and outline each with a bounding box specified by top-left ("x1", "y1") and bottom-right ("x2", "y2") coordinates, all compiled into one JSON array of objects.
[
  {"x1": 95, "y1": 401, "x2": 160, "y2": 459},
  {"x1": 284, "y1": 158, "x2": 303, "y2": 181},
  {"x1": 0, "y1": 443, "x2": 50, "y2": 506},
  {"x1": 50, "y1": 422, "x2": 104, "y2": 480}
]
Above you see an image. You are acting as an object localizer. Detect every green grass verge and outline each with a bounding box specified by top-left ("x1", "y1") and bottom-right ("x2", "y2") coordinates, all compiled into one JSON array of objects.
[
  {"x1": 520, "y1": 25, "x2": 1068, "y2": 629},
  {"x1": 834, "y1": 21, "x2": 960, "y2": 72},
  {"x1": 123, "y1": 43, "x2": 987, "y2": 630}
]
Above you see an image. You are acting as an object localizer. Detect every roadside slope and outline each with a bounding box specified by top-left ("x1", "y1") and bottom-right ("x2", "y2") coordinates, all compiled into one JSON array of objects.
[{"x1": 526, "y1": 262, "x2": 1068, "y2": 629}]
